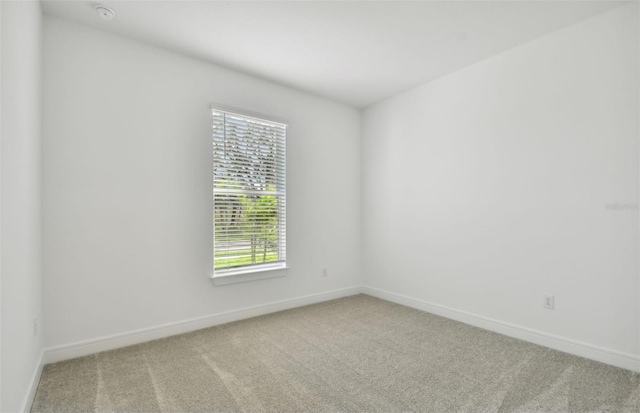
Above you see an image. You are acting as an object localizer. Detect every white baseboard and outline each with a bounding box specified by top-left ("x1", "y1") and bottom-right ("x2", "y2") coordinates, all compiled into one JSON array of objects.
[
  {"x1": 362, "y1": 286, "x2": 640, "y2": 373},
  {"x1": 43, "y1": 285, "x2": 640, "y2": 374},
  {"x1": 43, "y1": 286, "x2": 363, "y2": 364},
  {"x1": 21, "y1": 349, "x2": 44, "y2": 413}
]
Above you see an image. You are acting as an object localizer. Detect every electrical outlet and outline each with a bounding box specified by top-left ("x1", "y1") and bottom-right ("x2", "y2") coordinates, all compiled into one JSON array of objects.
[
  {"x1": 322, "y1": 268, "x2": 328, "y2": 277},
  {"x1": 543, "y1": 295, "x2": 555, "y2": 310},
  {"x1": 33, "y1": 318, "x2": 38, "y2": 336}
]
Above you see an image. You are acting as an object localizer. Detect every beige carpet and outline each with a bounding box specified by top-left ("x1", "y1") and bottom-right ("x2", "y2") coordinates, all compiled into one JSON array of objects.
[{"x1": 32, "y1": 294, "x2": 640, "y2": 412}]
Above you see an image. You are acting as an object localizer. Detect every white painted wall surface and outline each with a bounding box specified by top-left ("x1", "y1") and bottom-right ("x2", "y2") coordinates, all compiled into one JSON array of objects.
[
  {"x1": 42, "y1": 17, "x2": 361, "y2": 349},
  {"x1": 1, "y1": 4, "x2": 3, "y2": 409},
  {"x1": 362, "y1": 4, "x2": 639, "y2": 358},
  {"x1": 1, "y1": 1, "x2": 43, "y2": 411}
]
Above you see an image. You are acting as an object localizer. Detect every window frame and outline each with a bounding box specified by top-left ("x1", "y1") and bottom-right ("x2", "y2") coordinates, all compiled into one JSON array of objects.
[{"x1": 210, "y1": 105, "x2": 288, "y2": 283}]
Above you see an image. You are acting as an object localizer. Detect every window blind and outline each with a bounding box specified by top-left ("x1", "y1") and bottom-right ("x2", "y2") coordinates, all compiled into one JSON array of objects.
[{"x1": 212, "y1": 109, "x2": 287, "y2": 275}]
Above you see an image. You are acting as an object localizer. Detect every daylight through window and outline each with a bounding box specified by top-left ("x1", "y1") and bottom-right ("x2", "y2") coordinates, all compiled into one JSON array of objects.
[{"x1": 212, "y1": 109, "x2": 287, "y2": 276}]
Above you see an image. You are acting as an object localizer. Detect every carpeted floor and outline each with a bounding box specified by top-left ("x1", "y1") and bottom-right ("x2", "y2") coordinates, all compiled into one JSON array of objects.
[{"x1": 32, "y1": 294, "x2": 640, "y2": 412}]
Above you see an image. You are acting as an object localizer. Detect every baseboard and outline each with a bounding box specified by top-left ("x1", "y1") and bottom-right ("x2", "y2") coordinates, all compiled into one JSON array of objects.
[
  {"x1": 21, "y1": 349, "x2": 44, "y2": 413},
  {"x1": 362, "y1": 286, "x2": 640, "y2": 373},
  {"x1": 43, "y1": 284, "x2": 640, "y2": 372},
  {"x1": 44, "y1": 286, "x2": 363, "y2": 364}
]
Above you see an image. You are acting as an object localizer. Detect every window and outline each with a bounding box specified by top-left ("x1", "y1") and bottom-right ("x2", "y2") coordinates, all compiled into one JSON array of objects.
[{"x1": 212, "y1": 108, "x2": 287, "y2": 278}]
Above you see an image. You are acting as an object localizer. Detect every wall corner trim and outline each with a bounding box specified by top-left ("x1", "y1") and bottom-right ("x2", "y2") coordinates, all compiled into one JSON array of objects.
[
  {"x1": 43, "y1": 286, "x2": 364, "y2": 364},
  {"x1": 361, "y1": 286, "x2": 640, "y2": 373}
]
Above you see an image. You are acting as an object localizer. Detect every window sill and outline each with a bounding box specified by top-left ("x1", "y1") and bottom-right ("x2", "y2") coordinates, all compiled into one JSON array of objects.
[{"x1": 211, "y1": 264, "x2": 288, "y2": 286}]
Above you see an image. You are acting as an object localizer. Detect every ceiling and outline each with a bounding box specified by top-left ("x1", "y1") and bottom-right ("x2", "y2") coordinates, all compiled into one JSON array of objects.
[{"x1": 42, "y1": 1, "x2": 627, "y2": 108}]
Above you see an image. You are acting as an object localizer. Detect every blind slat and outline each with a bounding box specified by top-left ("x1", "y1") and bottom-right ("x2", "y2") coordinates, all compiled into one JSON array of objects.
[{"x1": 213, "y1": 109, "x2": 287, "y2": 274}]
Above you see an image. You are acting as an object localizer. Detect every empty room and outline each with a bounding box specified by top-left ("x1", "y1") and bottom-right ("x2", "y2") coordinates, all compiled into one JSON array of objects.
[{"x1": 1, "y1": 0, "x2": 639, "y2": 412}]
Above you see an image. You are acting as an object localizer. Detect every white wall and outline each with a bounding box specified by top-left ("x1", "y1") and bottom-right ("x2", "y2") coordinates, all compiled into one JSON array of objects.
[
  {"x1": 362, "y1": 3, "x2": 639, "y2": 360},
  {"x1": 42, "y1": 17, "x2": 361, "y2": 349},
  {"x1": 1, "y1": 4, "x2": 3, "y2": 408},
  {"x1": 1, "y1": 1, "x2": 43, "y2": 412}
]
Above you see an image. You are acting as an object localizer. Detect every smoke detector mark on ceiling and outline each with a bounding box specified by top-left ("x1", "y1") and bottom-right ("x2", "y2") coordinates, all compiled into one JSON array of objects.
[{"x1": 94, "y1": 4, "x2": 115, "y2": 21}]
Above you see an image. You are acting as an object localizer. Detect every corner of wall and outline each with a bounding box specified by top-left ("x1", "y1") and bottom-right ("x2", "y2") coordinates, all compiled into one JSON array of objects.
[{"x1": 1, "y1": 0, "x2": 45, "y2": 411}]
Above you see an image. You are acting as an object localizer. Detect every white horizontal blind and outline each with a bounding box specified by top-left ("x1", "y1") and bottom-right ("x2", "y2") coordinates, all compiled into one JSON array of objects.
[{"x1": 212, "y1": 109, "x2": 286, "y2": 275}]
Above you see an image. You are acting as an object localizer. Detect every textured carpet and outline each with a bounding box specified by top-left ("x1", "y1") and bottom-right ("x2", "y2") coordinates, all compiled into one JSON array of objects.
[{"x1": 32, "y1": 294, "x2": 640, "y2": 412}]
